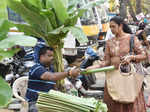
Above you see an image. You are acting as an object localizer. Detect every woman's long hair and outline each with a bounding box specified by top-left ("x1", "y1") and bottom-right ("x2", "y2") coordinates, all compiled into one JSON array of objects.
[{"x1": 110, "y1": 16, "x2": 132, "y2": 34}]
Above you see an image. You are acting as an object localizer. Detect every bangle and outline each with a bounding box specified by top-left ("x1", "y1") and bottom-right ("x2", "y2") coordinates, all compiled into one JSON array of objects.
[
  {"x1": 69, "y1": 69, "x2": 72, "y2": 77},
  {"x1": 67, "y1": 69, "x2": 72, "y2": 77},
  {"x1": 132, "y1": 55, "x2": 136, "y2": 61},
  {"x1": 67, "y1": 70, "x2": 70, "y2": 76}
]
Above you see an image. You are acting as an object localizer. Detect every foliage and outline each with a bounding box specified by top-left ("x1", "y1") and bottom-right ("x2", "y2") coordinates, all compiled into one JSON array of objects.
[
  {"x1": 37, "y1": 90, "x2": 108, "y2": 112},
  {"x1": 0, "y1": 19, "x2": 37, "y2": 107},
  {"x1": 0, "y1": 0, "x2": 8, "y2": 19},
  {"x1": 0, "y1": 77, "x2": 12, "y2": 108},
  {"x1": 0, "y1": 20, "x2": 37, "y2": 61}
]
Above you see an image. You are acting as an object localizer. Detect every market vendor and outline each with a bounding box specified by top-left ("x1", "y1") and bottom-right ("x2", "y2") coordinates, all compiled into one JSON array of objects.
[{"x1": 25, "y1": 46, "x2": 80, "y2": 112}]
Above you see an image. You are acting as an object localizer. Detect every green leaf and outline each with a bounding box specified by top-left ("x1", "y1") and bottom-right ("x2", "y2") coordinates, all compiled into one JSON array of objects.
[
  {"x1": 40, "y1": 9, "x2": 57, "y2": 29},
  {"x1": 63, "y1": 26, "x2": 88, "y2": 44},
  {"x1": 52, "y1": 0, "x2": 69, "y2": 24},
  {"x1": 67, "y1": 0, "x2": 81, "y2": 14},
  {"x1": 65, "y1": 9, "x2": 86, "y2": 26},
  {"x1": 0, "y1": 35, "x2": 37, "y2": 49},
  {"x1": 24, "y1": 0, "x2": 43, "y2": 10},
  {"x1": 0, "y1": 77, "x2": 12, "y2": 107},
  {"x1": 15, "y1": 23, "x2": 45, "y2": 38},
  {"x1": 0, "y1": 19, "x2": 13, "y2": 41},
  {"x1": 0, "y1": 0, "x2": 8, "y2": 19},
  {"x1": 46, "y1": 0, "x2": 53, "y2": 9},
  {"x1": 48, "y1": 26, "x2": 64, "y2": 35},
  {"x1": 7, "y1": 0, "x2": 51, "y2": 33},
  {"x1": 0, "y1": 48, "x2": 20, "y2": 60},
  {"x1": 21, "y1": 0, "x2": 40, "y2": 13},
  {"x1": 0, "y1": 56, "x2": 3, "y2": 61}
]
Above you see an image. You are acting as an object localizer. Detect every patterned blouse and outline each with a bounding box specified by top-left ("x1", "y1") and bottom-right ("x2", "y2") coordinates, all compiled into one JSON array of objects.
[{"x1": 103, "y1": 34, "x2": 146, "y2": 68}]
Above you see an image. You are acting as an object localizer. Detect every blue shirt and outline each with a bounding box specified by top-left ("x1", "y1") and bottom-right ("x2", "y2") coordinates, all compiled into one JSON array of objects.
[
  {"x1": 25, "y1": 63, "x2": 56, "y2": 102},
  {"x1": 34, "y1": 38, "x2": 46, "y2": 63}
]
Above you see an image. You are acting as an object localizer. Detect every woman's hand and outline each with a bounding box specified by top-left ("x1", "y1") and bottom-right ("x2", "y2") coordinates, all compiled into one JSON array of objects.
[{"x1": 121, "y1": 55, "x2": 134, "y2": 65}]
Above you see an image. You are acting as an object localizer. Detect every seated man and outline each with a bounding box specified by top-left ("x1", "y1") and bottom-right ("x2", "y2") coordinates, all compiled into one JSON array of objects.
[{"x1": 25, "y1": 46, "x2": 80, "y2": 112}]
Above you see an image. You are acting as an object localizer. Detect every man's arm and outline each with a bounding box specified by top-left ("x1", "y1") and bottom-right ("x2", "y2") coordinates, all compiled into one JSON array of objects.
[
  {"x1": 41, "y1": 71, "x2": 68, "y2": 81},
  {"x1": 41, "y1": 69, "x2": 80, "y2": 81}
]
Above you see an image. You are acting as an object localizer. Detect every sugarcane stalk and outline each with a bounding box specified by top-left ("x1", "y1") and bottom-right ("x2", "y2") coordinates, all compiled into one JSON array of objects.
[{"x1": 80, "y1": 66, "x2": 115, "y2": 75}]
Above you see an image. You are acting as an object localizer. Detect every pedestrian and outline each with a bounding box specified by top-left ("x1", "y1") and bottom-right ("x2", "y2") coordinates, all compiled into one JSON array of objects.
[
  {"x1": 87, "y1": 16, "x2": 147, "y2": 112},
  {"x1": 136, "y1": 29, "x2": 150, "y2": 66},
  {"x1": 147, "y1": 95, "x2": 150, "y2": 107},
  {"x1": 25, "y1": 46, "x2": 80, "y2": 112}
]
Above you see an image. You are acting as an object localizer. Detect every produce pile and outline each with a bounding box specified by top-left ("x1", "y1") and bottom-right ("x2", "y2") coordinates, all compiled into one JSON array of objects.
[{"x1": 37, "y1": 90, "x2": 107, "y2": 112}]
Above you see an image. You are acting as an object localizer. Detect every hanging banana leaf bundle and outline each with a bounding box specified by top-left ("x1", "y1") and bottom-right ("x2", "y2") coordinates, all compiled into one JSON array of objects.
[{"x1": 37, "y1": 90, "x2": 107, "y2": 112}]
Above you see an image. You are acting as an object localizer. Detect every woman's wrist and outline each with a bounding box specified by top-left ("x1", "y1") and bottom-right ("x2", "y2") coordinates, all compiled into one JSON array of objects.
[{"x1": 130, "y1": 55, "x2": 136, "y2": 61}]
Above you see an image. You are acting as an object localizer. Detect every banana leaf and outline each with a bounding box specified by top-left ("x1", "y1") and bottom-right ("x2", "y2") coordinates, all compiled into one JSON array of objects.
[
  {"x1": 21, "y1": 0, "x2": 40, "y2": 13},
  {"x1": 62, "y1": 26, "x2": 88, "y2": 44},
  {"x1": 51, "y1": 0, "x2": 69, "y2": 25},
  {"x1": 0, "y1": 35, "x2": 37, "y2": 49},
  {"x1": 0, "y1": 19, "x2": 13, "y2": 41},
  {"x1": 37, "y1": 90, "x2": 107, "y2": 112},
  {"x1": 0, "y1": 0, "x2": 8, "y2": 20},
  {"x1": 38, "y1": 94, "x2": 91, "y2": 111},
  {"x1": 67, "y1": 0, "x2": 81, "y2": 14},
  {"x1": 40, "y1": 9, "x2": 57, "y2": 29},
  {"x1": 0, "y1": 49, "x2": 19, "y2": 61},
  {"x1": 46, "y1": 0, "x2": 53, "y2": 9},
  {"x1": 0, "y1": 77, "x2": 12, "y2": 108},
  {"x1": 24, "y1": 0, "x2": 43, "y2": 10},
  {"x1": 81, "y1": 66, "x2": 115, "y2": 75},
  {"x1": 7, "y1": 0, "x2": 52, "y2": 33},
  {"x1": 14, "y1": 23, "x2": 45, "y2": 38},
  {"x1": 64, "y1": 9, "x2": 86, "y2": 26}
]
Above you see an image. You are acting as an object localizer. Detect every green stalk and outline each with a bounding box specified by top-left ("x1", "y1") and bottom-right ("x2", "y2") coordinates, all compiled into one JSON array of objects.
[
  {"x1": 81, "y1": 66, "x2": 115, "y2": 75},
  {"x1": 47, "y1": 39, "x2": 64, "y2": 91}
]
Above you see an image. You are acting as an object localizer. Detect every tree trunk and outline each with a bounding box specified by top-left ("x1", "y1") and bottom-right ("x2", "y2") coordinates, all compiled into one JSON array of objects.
[
  {"x1": 119, "y1": 0, "x2": 127, "y2": 19},
  {"x1": 126, "y1": 0, "x2": 138, "y2": 22},
  {"x1": 136, "y1": 0, "x2": 142, "y2": 14}
]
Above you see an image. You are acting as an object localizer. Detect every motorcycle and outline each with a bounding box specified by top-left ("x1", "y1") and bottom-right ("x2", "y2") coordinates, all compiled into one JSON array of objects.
[{"x1": 5, "y1": 47, "x2": 35, "y2": 86}]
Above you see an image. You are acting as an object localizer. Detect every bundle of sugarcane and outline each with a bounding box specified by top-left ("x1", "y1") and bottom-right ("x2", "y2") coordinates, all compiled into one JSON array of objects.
[{"x1": 37, "y1": 90, "x2": 107, "y2": 112}]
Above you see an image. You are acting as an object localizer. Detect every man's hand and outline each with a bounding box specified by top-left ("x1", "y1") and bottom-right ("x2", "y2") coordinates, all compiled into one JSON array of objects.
[{"x1": 69, "y1": 68, "x2": 80, "y2": 77}]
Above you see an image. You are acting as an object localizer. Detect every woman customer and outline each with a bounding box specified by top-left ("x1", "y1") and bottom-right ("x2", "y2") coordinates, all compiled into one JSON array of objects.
[{"x1": 87, "y1": 16, "x2": 147, "y2": 112}]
